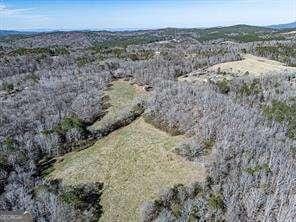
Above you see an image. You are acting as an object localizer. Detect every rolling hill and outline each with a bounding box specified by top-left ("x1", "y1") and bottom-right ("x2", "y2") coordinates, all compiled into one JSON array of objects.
[
  {"x1": 0, "y1": 30, "x2": 36, "y2": 37},
  {"x1": 268, "y1": 21, "x2": 296, "y2": 29}
]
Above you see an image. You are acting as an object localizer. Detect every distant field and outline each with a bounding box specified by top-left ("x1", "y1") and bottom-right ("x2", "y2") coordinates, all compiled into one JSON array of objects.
[
  {"x1": 207, "y1": 54, "x2": 296, "y2": 76},
  {"x1": 50, "y1": 81, "x2": 204, "y2": 221}
]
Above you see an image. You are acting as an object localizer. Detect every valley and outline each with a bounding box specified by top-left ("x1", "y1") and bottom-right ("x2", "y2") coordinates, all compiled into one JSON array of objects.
[{"x1": 0, "y1": 23, "x2": 295, "y2": 221}]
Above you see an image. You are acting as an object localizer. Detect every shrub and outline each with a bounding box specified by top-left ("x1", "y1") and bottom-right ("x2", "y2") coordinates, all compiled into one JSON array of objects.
[
  {"x1": 59, "y1": 182, "x2": 103, "y2": 221},
  {"x1": 263, "y1": 100, "x2": 296, "y2": 139},
  {"x1": 2, "y1": 137, "x2": 16, "y2": 152},
  {"x1": 2, "y1": 82, "x2": 14, "y2": 93},
  {"x1": 27, "y1": 73, "x2": 40, "y2": 83},
  {"x1": 203, "y1": 138, "x2": 215, "y2": 153},
  {"x1": 174, "y1": 138, "x2": 215, "y2": 159},
  {"x1": 44, "y1": 117, "x2": 90, "y2": 144},
  {"x1": 171, "y1": 202, "x2": 182, "y2": 217},
  {"x1": 244, "y1": 163, "x2": 271, "y2": 176},
  {"x1": 208, "y1": 193, "x2": 224, "y2": 210},
  {"x1": 216, "y1": 78, "x2": 230, "y2": 94},
  {"x1": 0, "y1": 155, "x2": 8, "y2": 169},
  {"x1": 238, "y1": 81, "x2": 262, "y2": 96},
  {"x1": 128, "y1": 50, "x2": 154, "y2": 61},
  {"x1": 76, "y1": 57, "x2": 92, "y2": 67},
  {"x1": 56, "y1": 117, "x2": 86, "y2": 134}
]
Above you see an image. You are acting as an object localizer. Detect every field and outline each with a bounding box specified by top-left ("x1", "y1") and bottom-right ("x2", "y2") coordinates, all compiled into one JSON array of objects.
[
  {"x1": 179, "y1": 54, "x2": 296, "y2": 85},
  {"x1": 91, "y1": 80, "x2": 142, "y2": 130},
  {"x1": 50, "y1": 81, "x2": 205, "y2": 221},
  {"x1": 207, "y1": 54, "x2": 296, "y2": 76}
]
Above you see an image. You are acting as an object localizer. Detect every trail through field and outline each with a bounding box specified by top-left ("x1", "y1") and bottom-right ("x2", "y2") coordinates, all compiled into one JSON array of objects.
[{"x1": 50, "y1": 80, "x2": 205, "y2": 222}]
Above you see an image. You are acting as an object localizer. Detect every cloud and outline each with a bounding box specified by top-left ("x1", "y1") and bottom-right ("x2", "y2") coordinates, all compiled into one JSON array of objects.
[
  {"x1": 0, "y1": 3, "x2": 48, "y2": 20},
  {"x1": 0, "y1": 3, "x2": 33, "y2": 16}
]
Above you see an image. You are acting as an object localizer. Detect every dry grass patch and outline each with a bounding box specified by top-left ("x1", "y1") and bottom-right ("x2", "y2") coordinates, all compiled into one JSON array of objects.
[
  {"x1": 50, "y1": 118, "x2": 204, "y2": 221},
  {"x1": 91, "y1": 80, "x2": 140, "y2": 129},
  {"x1": 50, "y1": 79, "x2": 204, "y2": 221},
  {"x1": 207, "y1": 54, "x2": 296, "y2": 76}
]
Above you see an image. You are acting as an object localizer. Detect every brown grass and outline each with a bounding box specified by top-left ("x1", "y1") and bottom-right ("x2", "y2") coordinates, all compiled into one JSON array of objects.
[
  {"x1": 207, "y1": 54, "x2": 296, "y2": 76},
  {"x1": 49, "y1": 80, "x2": 205, "y2": 221},
  {"x1": 50, "y1": 118, "x2": 205, "y2": 221},
  {"x1": 91, "y1": 80, "x2": 140, "y2": 130}
]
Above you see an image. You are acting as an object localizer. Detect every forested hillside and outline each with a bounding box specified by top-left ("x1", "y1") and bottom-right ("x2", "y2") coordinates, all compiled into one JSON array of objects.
[{"x1": 0, "y1": 25, "x2": 295, "y2": 221}]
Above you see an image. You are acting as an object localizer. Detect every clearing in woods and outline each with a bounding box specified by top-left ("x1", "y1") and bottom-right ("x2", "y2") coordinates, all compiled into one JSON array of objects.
[
  {"x1": 50, "y1": 80, "x2": 205, "y2": 222},
  {"x1": 207, "y1": 54, "x2": 296, "y2": 76},
  {"x1": 91, "y1": 80, "x2": 141, "y2": 130}
]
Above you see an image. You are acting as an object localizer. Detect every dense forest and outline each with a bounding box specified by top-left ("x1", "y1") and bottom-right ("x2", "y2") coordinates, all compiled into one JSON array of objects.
[{"x1": 0, "y1": 25, "x2": 295, "y2": 221}]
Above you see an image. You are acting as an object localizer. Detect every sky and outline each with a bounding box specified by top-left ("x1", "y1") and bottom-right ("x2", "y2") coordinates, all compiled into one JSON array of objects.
[{"x1": 0, "y1": 0, "x2": 295, "y2": 30}]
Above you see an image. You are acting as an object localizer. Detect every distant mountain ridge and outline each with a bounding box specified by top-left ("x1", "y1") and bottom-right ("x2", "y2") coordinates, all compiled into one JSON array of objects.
[
  {"x1": 0, "y1": 24, "x2": 283, "y2": 47},
  {"x1": 0, "y1": 23, "x2": 292, "y2": 40},
  {"x1": 268, "y1": 21, "x2": 296, "y2": 29},
  {"x1": 0, "y1": 24, "x2": 273, "y2": 35},
  {"x1": 0, "y1": 30, "x2": 36, "y2": 37}
]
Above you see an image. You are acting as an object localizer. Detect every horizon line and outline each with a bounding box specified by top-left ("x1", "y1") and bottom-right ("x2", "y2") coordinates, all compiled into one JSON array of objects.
[{"x1": 2, "y1": 22, "x2": 295, "y2": 33}]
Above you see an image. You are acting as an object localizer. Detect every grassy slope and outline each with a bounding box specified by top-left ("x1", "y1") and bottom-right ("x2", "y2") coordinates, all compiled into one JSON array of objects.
[
  {"x1": 50, "y1": 80, "x2": 204, "y2": 221},
  {"x1": 91, "y1": 80, "x2": 140, "y2": 130}
]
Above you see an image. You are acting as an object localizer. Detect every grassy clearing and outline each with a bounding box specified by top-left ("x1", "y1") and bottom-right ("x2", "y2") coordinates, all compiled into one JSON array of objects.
[
  {"x1": 50, "y1": 80, "x2": 204, "y2": 221},
  {"x1": 50, "y1": 118, "x2": 204, "y2": 221},
  {"x1": 207, "y1": 54, "x2": 296, "y2": 76},
  {"x1": 181, "y1": 54, "x2": 296, "y2": 85},
  {"x1": 91, "y1": 80, "x2": 141, "y2": 130}
]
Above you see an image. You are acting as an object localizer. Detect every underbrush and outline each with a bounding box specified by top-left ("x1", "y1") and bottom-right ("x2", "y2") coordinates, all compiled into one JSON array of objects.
[
  {"x1": 33, "y1": 180, "x2": 103, "y2": 221},
  {"x1": 58, "y1": 182, "x2": 103, "y2": 221},
  {"x1": 140, "y1": 180, "x2": 225, "y2": 221},
  {"x1": 263, "y1": 100, "x2": 296, "y2": 139},
  {"x1": 215, "y1": 78, "x2": 230, "y2": 94},
  {"x1": 174, "y1": 137, "x2": 215, "y2": 160}
]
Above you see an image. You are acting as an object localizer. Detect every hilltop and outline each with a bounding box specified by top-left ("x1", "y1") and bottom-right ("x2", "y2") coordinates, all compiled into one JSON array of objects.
[{"x1": 268, "y1": 21, "x2": 296, "y2": 29}]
